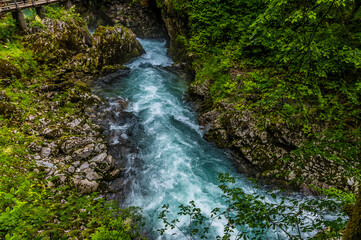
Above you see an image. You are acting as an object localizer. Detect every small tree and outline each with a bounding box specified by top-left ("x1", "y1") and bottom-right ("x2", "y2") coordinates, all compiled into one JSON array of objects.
[{"x1": 159, "y1": 173, "x2": 348, "y2": 239}]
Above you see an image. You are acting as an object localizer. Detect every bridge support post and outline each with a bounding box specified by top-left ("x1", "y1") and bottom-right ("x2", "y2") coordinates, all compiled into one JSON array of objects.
[
  {"x1": 11, "y1": 11, "x2": 27, "y2": 31},
  {"x1": 61, "y1": 0, "x2": 72, "y2": 9},
  {"x1": 36, "y1": 6, "x2": 45, "y2": 18}
]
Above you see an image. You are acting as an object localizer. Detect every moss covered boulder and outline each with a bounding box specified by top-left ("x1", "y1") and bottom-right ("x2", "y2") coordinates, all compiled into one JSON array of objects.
[
  {"x1": 0, "y1": 59, "x2": 21, "y2": 84},
  {"x1": 25, "y1": 18, "x2": 144, "y2": 75},
  {"x1": 88, "y1": 25, "x2": 145, "y2": 72},
  {"x1": 0, "y1": 91, "x2": 16, "y2": 118},
  {"x1": 25, "y1": 18, "x2": 92, "y2": 65}
]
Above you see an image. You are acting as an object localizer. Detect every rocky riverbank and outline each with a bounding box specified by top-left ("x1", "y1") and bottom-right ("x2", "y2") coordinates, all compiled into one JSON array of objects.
[
  {"x1": 1, "y1": 10, "x2": 144, "y2": 195},
  {"x1": 26, "y1": 15, "x2": 145, "y2": 194},
  {"x1": 187, "y1": 80, "x2": 357, "y2": 194},
  {"x1": 0, "y1": 5, "x2": 149, "y2": 237}
]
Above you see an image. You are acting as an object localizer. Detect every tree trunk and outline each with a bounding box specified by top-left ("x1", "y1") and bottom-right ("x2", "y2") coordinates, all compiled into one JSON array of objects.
[
  {"x1": 343, "y1": 192, "x2": 361, "y2": 240},
  {"x1": 347, "y1": 0, "x2": 361, "y2": 21}
]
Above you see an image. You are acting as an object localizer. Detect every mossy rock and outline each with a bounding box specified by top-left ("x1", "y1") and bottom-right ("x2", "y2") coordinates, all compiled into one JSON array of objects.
[
  {"x1": 0, "y1": 90, "x2": 16, "y2": 118},
  {"x1": 89, "y1": 25, "x2": 145, "y2": 71},
  {"x1": 0, "y1": 59, "x2": 21, "y2": 84},
  {"x1": 24, "y1": 18, "x2": 92, "y2": 65},
  {"x1": 0, "y1": 91, "x2": 10, "y2": 101},
  {"x1": 100, "y1": 64, "x2": 128, "y2": 74},
  {"x1": 0, "y1": 101, "x2": 16, "y2": 118}
]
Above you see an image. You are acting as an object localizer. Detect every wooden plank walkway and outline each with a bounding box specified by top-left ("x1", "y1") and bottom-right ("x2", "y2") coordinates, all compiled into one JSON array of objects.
[{"x1": 0, "y1": 0, "x2": 66, "y2": 15}]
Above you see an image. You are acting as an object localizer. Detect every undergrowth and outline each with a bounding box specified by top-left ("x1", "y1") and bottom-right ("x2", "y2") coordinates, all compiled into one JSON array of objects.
[{"x1": 0, "y1": 7, "x2": 144, "y2": 240}]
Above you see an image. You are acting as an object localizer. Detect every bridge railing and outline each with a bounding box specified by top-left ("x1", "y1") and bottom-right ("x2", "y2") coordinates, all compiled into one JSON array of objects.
[
  {"x1": 0, "y1": 0, "x2": 49, "y2": 11},
  {"x1": 0, "y1": 0, "x2": 16, "y2": 9}
]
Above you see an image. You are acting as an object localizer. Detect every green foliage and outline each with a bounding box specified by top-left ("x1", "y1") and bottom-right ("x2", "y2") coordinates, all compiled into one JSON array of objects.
[
  {"x1": 28, "y1": 16, "x2": 46, "y2": 30},
  {"x1": 159, "y1": 173, "x2": 348, "y2": 239},
  {"x1": 159, "y1": 0, "x2": 361, "y2": 188},
  {"x1": 153, "y1": 1, "x2": 361, "y2": 235},
  {"x1": 0, "y1": 40, "x2": 39, "y2": 79},
  {"x1": 44, "y1": 5, "x2": 82, "y2": 22},
  {"x1": 92, "y1": 207, "x2": 145, "y2": 240},
  {"x1": 0, "y1": 14, "x2": 17, "y2": 41}
]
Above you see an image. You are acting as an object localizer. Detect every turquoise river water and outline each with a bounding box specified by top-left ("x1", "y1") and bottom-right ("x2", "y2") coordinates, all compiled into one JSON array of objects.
[{"x1": 93, "y1": 39, "x2": 338, "y2": 239}]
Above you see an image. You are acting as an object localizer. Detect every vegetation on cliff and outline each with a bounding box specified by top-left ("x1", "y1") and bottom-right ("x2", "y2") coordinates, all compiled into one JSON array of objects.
[
  {"x1": 158, "y1": 0, "x2": 361, "y2": 192},
  {"x1": 153, "y1": 0, "x2": 361, "y2": 237},
  {"x1": 0, "y1": 6, "x2": 144, "y2": 239}
]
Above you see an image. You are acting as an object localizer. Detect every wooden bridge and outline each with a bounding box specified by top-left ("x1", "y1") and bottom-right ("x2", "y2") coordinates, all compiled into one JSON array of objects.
[{"x1": 0, "y1": 0, "x2": 71, "y2": 30}]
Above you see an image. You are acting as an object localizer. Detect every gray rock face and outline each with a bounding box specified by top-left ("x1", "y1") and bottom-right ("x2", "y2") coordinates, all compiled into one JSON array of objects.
[
  {"x1": 77, "y1": 0, "x2": 167, "y2": 39},
  {"x1": 68, "y1": 118, "x2": 82, "y2": 128},
  {"x1": 72, "y1": 176, "x2": 99, "y2": 194},
  {"x1": 79, "y1": 162, "x2": 90, "y2": 171},
  {"x1": 42, "y1": 127, "x2": 62, "y2": 139},
  {"x1": 19, "y1": 9, "x2": 137, "y2": 200},
  {"x1": 29, "y1": 142, "x2": 42, "y2": 153},
  {"x1": 89, "y1": 153, "x2": 107, "y2": 164},
  {"x1": 68, "y1": 166, "x2": 75, "y2": 174},
  {"x1": 85, "y1": 168, "x2": 101, "y2": 181},
  {"x1": 36, "y1": 160, "x2": 57, "y2": 169},
  {"x1": 40, "y1": 147, "x2": 52, "y2": 158},
  {"x1": 89, "y1": 25, "x2": 145, "y2": 72},
  {"x1": 72, "y1": 144, "x2": 95, "y2": 161},
  {"x1": 188, "y1": 77, "x2": 356, "y2": 193},
  {"x1": 25, "y1": 18, "x2": 92, "y2": 64},
  {"x1": 89, "y1": 153, "x2": 115, "y2": 174},
  {"x1": 61, "y1": 137, "x2": 92, "y2": 154}
]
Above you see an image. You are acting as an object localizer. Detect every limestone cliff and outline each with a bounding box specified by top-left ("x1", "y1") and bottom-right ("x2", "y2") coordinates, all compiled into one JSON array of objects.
[{"x1": 75, "y1": 0, "x2": 168, "y2": 39}]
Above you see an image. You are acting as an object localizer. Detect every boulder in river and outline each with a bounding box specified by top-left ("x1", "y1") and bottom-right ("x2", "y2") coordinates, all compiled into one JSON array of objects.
[{"x1": 89, "y1": 25, "x2": 145, "y2": 73}]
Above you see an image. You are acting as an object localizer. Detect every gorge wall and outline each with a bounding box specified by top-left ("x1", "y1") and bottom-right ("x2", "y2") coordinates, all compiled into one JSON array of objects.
[
  {"x1": 135, "y1": 0, "x2": 359, "y2": 195},
  {"x1": 75, "y1": 0, "x2": 359, "y2": 195}
]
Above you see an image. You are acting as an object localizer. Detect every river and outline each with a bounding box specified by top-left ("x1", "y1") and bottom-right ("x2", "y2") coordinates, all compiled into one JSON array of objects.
[{"x1": 93, "y1": 39, "x2": 341, "y2": 239}]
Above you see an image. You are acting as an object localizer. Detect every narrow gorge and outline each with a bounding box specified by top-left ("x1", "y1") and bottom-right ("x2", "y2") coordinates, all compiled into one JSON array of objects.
[{"x1": 0, "y1": 0, "x2": 360, "y2": 239}]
